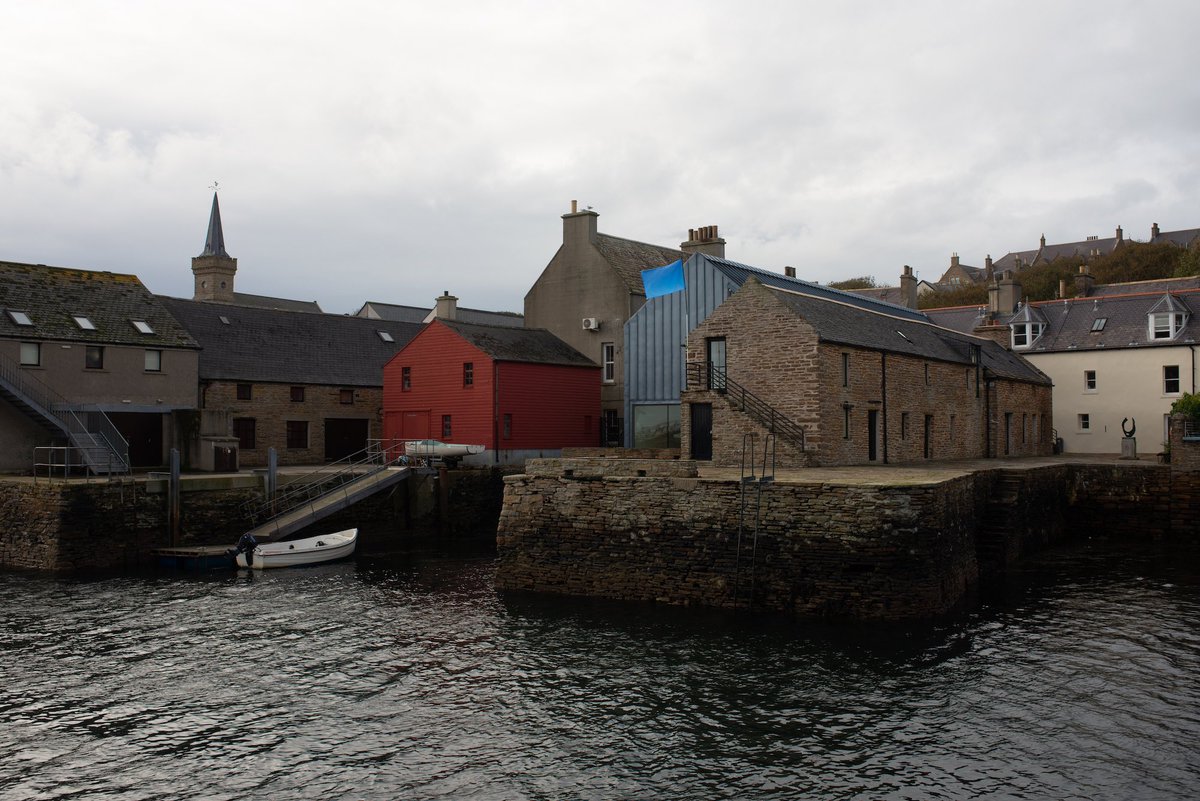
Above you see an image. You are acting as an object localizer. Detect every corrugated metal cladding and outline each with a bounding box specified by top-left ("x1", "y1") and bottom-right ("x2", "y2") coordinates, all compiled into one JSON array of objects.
[{"x1": 623, "y1": 257, "x2": 737, "y2": 444}]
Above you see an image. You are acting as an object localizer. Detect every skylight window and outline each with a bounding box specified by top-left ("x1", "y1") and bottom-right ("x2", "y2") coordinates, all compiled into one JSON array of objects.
[
  {"x1": 219, "y1": 316, "x2": 231, "y2": 325},
  {"x1": 377, "y1": 331, "x2": 394, "y2": 342},
  {"x1": 131, "y1": 320, "x2": 154, "y2": 334},
  {"x1": 73, "y1": 316, "x2": 96, "y2": 331},
  {"x1": 7, "y1": 310, "x2": 33, "y2": 326},
  {"x1": 1091, "y1": 318, "x2": 1106, "y2": 332}
]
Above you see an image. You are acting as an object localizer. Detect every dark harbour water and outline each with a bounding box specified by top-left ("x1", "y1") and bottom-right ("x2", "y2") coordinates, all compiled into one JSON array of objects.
[{"x1": 1, "y1": 539, "x2": 1198, "y2": 801}]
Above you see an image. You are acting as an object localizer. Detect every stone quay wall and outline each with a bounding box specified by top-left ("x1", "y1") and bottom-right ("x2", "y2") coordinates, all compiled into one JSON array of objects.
[
  {"x1": 496, "y1": 458, "x2": 1191, "y2": 621},
  {"x1": 0, "y1": 464, "x2": 511, "y2": 574}
]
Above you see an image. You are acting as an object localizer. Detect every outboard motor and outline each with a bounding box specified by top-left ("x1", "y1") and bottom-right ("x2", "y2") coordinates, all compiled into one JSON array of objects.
[{"x1": 227, "y1": 533, "x2": 258, "y2": 567}]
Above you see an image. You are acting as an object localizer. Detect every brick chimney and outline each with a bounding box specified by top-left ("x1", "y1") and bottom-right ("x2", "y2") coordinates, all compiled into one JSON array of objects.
[
  {"x1": 1075, "y1": 264, "x2": 1094, "y2": 298},
  {"x1": 434, "y1": 290, "x2": 458, "y2": 320},
  {"x1": 950, "y1": 253, "x2": 960, "y2": 269},
  {"x1": 1152, "y1": 222, "x2": 1161, "y2": 239},
  {"x1": 680, "y1": 225, "x2": 726, "y2": 258},
  {"x1": 899, "y1": 265, "x2": 917, "y2": 309},
  {"x1": 562, "y1": 199, "x2": 598, "y2": 248}
]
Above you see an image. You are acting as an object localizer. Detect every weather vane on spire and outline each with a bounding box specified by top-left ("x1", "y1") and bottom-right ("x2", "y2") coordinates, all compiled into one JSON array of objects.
[{"x1": 209, "y1": 180, "x2": 220, "y2": 192}]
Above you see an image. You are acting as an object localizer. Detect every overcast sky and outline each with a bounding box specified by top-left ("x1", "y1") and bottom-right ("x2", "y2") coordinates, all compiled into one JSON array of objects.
[{"x1": 3, "y1": 1, "x2": 1199, "y2": 314}]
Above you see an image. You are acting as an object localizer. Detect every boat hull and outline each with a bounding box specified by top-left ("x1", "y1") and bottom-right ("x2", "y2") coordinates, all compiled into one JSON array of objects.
[
  {"x1": 402, "y1": 439, "x2": 486, "y2": 458},
  {"x1": 235, "y1": 528, "x2": 357, "y2": 569}
]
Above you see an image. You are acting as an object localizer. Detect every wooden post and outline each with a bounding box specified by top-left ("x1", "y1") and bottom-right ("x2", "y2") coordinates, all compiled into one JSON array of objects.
[{"x1": 170, "y1": 448, "x2": 181, "y2": 547}]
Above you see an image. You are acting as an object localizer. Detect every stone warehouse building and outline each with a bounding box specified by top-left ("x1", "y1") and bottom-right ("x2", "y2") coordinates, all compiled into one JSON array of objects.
[
  {"x1": 160, "y1": 297, "x2": 422, "y2": 468},
  {"x1": 680, "y1": 278, "x2": 1053, "y2": 467}
]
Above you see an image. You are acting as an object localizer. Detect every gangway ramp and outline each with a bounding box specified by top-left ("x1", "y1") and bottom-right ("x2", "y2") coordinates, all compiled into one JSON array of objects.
[{"x1": 247, "y1": 466, "x2": 411, "y2": 542}]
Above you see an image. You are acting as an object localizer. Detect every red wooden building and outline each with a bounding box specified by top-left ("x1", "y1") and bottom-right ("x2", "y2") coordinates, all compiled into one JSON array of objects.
[{"x1": 382, "y1": 318, "x2": 599, "y2": 463}]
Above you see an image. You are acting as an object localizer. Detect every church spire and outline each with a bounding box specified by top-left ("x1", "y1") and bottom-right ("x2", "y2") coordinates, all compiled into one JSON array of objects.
[
  {"x1": 200, "y1": 192, "x2": 230, "y2": 258},
  {"x1": 192, "y1": 191, "x2": 238, "y2": 303}
]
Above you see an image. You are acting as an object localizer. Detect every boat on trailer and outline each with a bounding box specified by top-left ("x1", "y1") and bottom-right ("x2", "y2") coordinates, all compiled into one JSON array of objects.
[
  {"x1": 402, "y1": 439, "x2": 486, "y2": 464},
  {"x1": 233, "y1": 528, "x2": 357, "y2": 569}
]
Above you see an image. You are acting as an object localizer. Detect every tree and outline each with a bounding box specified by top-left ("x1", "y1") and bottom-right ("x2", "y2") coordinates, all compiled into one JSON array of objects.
[
  {"x1": 828, "y1": 276, "x2": 878, "y2": 290},
  {"x1": 917, "y1": 284, "x2": 987, "y2": 309}
]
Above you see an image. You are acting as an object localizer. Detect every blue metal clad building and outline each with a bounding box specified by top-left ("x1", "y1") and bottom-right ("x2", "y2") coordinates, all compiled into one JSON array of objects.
[{"x1": 622, "y1": 254, "x2": 928, "y2": 448}]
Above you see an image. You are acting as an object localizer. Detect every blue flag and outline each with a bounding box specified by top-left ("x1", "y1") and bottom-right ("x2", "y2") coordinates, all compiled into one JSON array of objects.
[{"x1": 641, "y1": 259, "x2": 685, "y2": 299}]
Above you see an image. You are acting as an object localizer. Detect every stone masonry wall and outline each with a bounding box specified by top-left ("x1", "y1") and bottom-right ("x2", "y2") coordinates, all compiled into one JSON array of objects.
[
  {"x1": 498, "y1": 470, "x2": 980, "y2": 620},
  {"x1": 496, "y1": 458, "x2": 1191, "y2": 621},
  {"x1": 205, "y1": 380, "x2": 382, "y2": 467}
]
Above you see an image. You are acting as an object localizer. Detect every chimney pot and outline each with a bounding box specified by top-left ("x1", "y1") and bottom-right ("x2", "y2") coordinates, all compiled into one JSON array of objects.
[{"x1": 784, "y1": 266, "x2": 796, "y2": 278}]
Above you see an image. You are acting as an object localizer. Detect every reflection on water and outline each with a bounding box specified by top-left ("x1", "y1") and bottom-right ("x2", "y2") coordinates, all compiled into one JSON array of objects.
[{"x1": 1, "y1": 540, "x2": 1197, "y2": 800}]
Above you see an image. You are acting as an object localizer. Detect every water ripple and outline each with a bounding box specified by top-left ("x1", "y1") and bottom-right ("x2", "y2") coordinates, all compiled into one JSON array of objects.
[{"x1": 1, "y1": 542, "x2": 1197, "y2": 800}]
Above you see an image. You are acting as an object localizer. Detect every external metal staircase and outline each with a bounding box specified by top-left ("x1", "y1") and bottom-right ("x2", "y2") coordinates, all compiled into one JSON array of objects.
[
  {"x1": 686, "y1": 362, "x2": 806, "y2": 453},
  {"x1": 240, "y1": 442, "x2": 418, "y2": 541},
  {"x1": 0, "y1": 350, "x2": 130, "y2": 476}
]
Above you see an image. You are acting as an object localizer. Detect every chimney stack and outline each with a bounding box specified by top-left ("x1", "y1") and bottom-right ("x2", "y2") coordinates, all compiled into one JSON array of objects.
[
  {"x1": 1116, "y1": 225, "x2": 1123, "y2": 242},
  {"x1": 1152, "y1": 222, "x2": 1160, "y2": 239},
  {"x1": 784, "y1": 265, "x2": 797, "y2": 278},
  {"x1": 435, "y1": 290, "x2": 458, "y2": 320},
  {"x1": 950, "y1": 253, "x2": 960, "y2": 268},
  {"x1": 984, "y1": 254, "x2": 994, "y2": 279},
  {"x1": 1075, "y1": 264, "x2": 1094, "y2": 298},
  {"x1": 994, "y1": 270, "x2": 1021, "y2": 315},
  {"x1": 680, "y1": 224, "x2": 726, "y2": 258},
  {"x1": 562, "y1": 200, "x2": 598, "y2": 246},
  {"x1": 900, "y1": 265, "x2": 917, "y2": 309}
]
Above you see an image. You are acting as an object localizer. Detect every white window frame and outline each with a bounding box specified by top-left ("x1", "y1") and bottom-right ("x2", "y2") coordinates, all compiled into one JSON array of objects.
[
  {"x1": 73, "y1": 315, "x2": 96, "y2": 331},
  {"x1": 1084, "y1": 370, "x2": 1097, "y2": 392},
  {"x1": 1150, "y1": 312, "x2": 1186, "y2": 341},
  {"x1": 1164, "y1": 365, "x2": 1181, "y2": 395},
  {"x1": 1011, "y1": 322, "x2": 1044, "y2": 350},
  {"x1": 131, "y1": 320, "x2": 154, "y2": 334},
  {"x1": 1078, "y1": 413, "x2": 1091, "y2": 432},
  {"x1": 601, "y1": 342, "x2": 616, "y2": 383}
]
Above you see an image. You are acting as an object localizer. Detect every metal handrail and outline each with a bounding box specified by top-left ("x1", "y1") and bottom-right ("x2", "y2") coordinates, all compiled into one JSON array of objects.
[
  {"x1": 241, "y1": 440, "x2": 405, "y2": 524},
  {"x1": 686, "y1": 362, "x2": 806, "y2": 452},
  {"x1": 0, "y1": 349, "x2": 130, "y2": 474},
  {"x1": 33, "y1": 445, "x2": 126, "y2": 483}
]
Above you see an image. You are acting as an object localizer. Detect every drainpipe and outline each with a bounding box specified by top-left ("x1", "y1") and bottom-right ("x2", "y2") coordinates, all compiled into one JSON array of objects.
[
  {"x1": 881, "y1": 352, "x2": 888, "y2": 463},
  {"x1": 984, "y1": 370, "x2": 993, "y2": 458}
]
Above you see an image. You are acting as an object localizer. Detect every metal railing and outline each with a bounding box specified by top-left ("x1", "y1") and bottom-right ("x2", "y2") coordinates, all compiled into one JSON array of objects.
[
  {"x1": 33, "y1": 445, "x2": 129, "y2": 483},
  {"x1": 241, "y1": 440, "x2": 406, "y2": 525},
  {"x1": 686, "y1": 362, "x2": 806, "y2": 452},
  {"x1": 0, "y1": 350, "x2": 130, "y2": 474}
]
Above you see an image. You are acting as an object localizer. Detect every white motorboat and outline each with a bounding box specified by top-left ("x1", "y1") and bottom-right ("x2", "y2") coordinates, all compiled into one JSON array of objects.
[
  {"x1": 402, "y1": 439, "x2": 486, "y2": 460},
  {"x1": 233, "y1": 528, "x2": 357, "y2": 569}
]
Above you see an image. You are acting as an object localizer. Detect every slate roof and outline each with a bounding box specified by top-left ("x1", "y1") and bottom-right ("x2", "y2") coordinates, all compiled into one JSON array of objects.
[
  {"x1": 848, "y1": 285, "x2": 909, "y2": 305},
  {"x1": 991, "y1": 249, "x2": 1039, "y2": 274},
  {"x1": 0, "y1": 261, "x2": 198, "y2": 349},
  {"x1": 1150, "y1": 226, "x2": 1200, "y2": 248},
  {"x1": 594, "y1": 233, "x2": 685, "y2": 295},
  {"x1": 1016, "y1": 290, "x2": 1200, "y2": 354},
  {"x1": 766, "y1": 284, "x2": 1049, "y2": 385},
  {"x1": 1090, "y1": 276, "x2": 1200, "y2": 297},
  {"x1": 356, "y1": 301, "x2": 525, "y2": 328},
  {"x1": 230, "y1": 292, "x2": 323, "y2": 313},
  {"x1": 1039, "y1": 235, "x2": 1121, "y2": 263},
  {"x1": 922, "y1": 305, "x2": 990, "y2": 334},
  {"x1": 437, "y1": 319, "x2": 596, "y2": 368},
  {"x1": 703, "y1": 254, "x2": 930, "y2": 322},
  {"x1": 158, "y1": 297, "x2": 422, "y2": 386}
]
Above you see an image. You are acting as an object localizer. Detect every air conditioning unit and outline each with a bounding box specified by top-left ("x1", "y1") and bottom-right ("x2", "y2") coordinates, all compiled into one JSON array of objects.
[{"x1": 581, "y1": 317, "x2": 599, "y2": 331}]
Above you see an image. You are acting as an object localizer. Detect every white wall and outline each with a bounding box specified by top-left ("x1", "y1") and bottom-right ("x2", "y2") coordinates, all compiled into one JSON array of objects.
[{"x1": 1025, "y1": 345, "x2": 1196, "y2": 453}]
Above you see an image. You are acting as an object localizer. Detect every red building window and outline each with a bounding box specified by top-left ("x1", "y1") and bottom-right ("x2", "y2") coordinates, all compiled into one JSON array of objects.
[
  {"x1": 442, "y1": 415, "x2": 452, "y2": 438},
  {"x1": 402, "y1": 367, "x2": 411, "y2": 391},
  {"x1": 463, "y1": 362, "x2": 473, "y2": 387},
  {"x1": 503, "y1": 413, "x2": 512, "y2": 439}
]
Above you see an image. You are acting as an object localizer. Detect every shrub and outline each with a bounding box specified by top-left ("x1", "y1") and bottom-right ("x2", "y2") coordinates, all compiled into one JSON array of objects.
[{"x1": 1170, "y1": 392, "x2": 1200, "y2": 419}]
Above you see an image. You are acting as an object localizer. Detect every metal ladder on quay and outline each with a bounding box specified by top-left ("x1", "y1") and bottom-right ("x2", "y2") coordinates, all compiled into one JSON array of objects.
[{"x1": 733, "y1": 431, "x2": 775, "y2": 609}]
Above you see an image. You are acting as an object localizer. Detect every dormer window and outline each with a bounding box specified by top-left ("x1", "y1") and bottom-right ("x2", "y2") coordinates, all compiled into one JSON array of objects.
[
  {"x1": 1150, "y1": 312, "x2": 1186, "y2": 340},
  {"x1": 1011, "y1": 322, "x2": 1044, "y2": 349},
  {"x1": 73, "y1": 316, "x2": 96, "y2": 330},
  {"x1": 1147, "y1": 294, "x2": 1191, "y2": 341}
]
